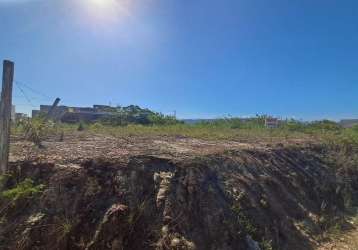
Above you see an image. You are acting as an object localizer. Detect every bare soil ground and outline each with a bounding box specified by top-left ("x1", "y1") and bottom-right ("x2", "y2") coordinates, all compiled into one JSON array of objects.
[
  {"x1": 9, "y1": 131, "x2": 311, "y2": 163},
  {"x1": 318, "y1": 215, "x2": 358, "y2": 250},
  {"x1": 1, "y1": 132, "x2": 357, "y2": 250}
]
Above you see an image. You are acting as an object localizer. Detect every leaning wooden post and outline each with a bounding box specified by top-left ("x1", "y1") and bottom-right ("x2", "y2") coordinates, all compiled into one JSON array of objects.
[
  {"x1": 0, "y1": 60, "x2": 14, "y2": 174},
  {"x1": 45, "y1": 97, "x2": 61, "y2": 122}
]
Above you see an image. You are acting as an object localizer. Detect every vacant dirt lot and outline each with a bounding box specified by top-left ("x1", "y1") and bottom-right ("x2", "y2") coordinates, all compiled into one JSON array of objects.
[
  {"x1": 1, "y1": 132, "x2": 357, "y2": 250},
  {"x1": 9, "y1": 131, "x2": 312, "y2": 164}
]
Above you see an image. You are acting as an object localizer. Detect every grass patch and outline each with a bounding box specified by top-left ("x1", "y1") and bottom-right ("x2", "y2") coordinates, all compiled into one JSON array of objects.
[
  {"x1": 80, "y1": 121, "x2": 358, "y2": 147},
  {"x1": 1, "y1": 178, "x2": 45, "y2": 201},
  {"x1": 260, "y1": 239, "x2": 273, "y2": 250},
  {"x1": 12, "y1": 117, "x2": 358, "y2": 149},
  {"x1": 55, "y1": 216, "x2": 73, "y2": 241},
  {"x1": 232, "y1": 203, "x2": 257, "y2": 237}
]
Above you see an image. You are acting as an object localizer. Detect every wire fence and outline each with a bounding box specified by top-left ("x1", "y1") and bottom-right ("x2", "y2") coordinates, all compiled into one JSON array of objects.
[
  {"x1": 12, "y1": 80, "x2": 55, "y2": 115},
  {"x1": 10, "y1": 80, "x2": 177, "y2": 118}
]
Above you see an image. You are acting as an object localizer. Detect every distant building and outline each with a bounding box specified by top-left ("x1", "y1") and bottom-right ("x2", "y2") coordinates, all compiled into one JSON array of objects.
[
  {"x1": 340, "y1": 119, "x2": 358, "y2": 128},
  {"x1": 32, "y1": 104, "x2": 115, "y2": 123},
  {"x1": 93, "y1": 105, "x2": 116, "y2": 112},
  {"x1": 182, "y1": 119, "x2": 217, "y2": 125},
  {"x1": 32, "y1": 110, "x2": 41, "y2": 118},
  {"x1": 15, "y1": 113, "x2": 28, "y2": 122}
]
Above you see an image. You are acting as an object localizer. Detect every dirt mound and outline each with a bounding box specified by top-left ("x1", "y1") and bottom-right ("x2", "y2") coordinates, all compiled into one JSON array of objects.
[{"x1": 0, "y1": 145, "x2": 356, "y2": 250}]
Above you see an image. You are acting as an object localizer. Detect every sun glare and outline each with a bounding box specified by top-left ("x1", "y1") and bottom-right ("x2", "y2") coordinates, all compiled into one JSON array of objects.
[
  {"x1": 89, "y1": 0, "x2": 114, "y2": 9},
  {"x1": 83, "y1": 0, "x2": 131, "y2": 24}
]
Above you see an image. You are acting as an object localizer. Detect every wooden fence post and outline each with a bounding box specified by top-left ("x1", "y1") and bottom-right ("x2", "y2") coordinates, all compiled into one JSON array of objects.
[
  {"x1": 45, "y1": 97, "x2": 61, "y2": 122},
  {"x1": 0, "y1": 60, "x2": 14, "y2": 174}
]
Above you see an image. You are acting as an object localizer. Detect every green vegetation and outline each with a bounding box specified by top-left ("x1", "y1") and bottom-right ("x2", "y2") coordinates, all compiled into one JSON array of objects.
[
  {"x1": 1, "y1": 178, "x2": 44, "y2": 201},
  {"x1": 55, "y1": 216, "x2": 73, "y2": 241},
  {"x1": 260, "y1": 239, "x2": 273, "y2": 250},
  {"x1": 88, "y1": 118, "x2": 358, "y2": 147},
  {"x1": 12, "y1": 116, "x2": 68, "y2": 147},
  {"x1": 77, "y1": 121, "x2": 85, "y2": 131},
  {"x1": 13, "y1": 117, "x2": 57, "y2": 147},
  {"x1": 98, "y1": 105, "x2": 181, "y2": 126},
  {"x1": 232, "y1": 203, "x2": 273, "y2": 250},
  {"x1": 12, "y1": 115, "x2": 358, "y2": 150},
  {"x1": 232, "y1": 203, "x2": 257, "y2": 236}
]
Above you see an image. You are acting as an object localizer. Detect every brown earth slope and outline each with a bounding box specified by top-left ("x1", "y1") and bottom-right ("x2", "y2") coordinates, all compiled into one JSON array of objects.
[{"x1": 0, "y1": 134, "x2": 357, "y2": 250}]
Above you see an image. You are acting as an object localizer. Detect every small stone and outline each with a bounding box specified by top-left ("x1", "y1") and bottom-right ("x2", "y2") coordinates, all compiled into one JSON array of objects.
[
  {"x1": 171, "y1": 238, "x2": 181, "y2": 247},
  {"x1": 161, "y1": 225, "x2": 169, "y2": 235}
]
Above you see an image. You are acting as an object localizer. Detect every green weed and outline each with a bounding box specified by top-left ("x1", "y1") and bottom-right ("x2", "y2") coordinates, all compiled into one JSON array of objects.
[
  {"x1": 260, "y1": 239, "x2": 273, "y2": 250},
  {"x1": 1, "y1": 178, "x2": 45, "y2": 201},
  {"x1": 232, "y1": 204, "x2": 257, "y2": 236}
]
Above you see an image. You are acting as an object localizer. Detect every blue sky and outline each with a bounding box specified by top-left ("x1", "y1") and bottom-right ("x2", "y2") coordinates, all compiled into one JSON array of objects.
[{"x1": 0, "y1": 0, "x2": 357, "y2": 120}]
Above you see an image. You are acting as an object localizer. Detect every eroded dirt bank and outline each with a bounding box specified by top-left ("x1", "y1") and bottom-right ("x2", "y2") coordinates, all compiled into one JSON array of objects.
[{"x1": 0, "y1": 145, "x2": 357, "y2": 250}]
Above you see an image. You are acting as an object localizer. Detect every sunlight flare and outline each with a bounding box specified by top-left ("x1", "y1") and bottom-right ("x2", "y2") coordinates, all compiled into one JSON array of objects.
[
  {"x1": 89, "y1": 0, "x2": 116, "y2": 9},
  {"x1": 84, "y1": 0, "x2": 131, "y2": 24}
]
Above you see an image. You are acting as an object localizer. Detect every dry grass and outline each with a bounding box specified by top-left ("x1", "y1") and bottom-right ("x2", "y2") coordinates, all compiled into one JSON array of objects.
[{"x1": 11, "y1": 118, "x2": 358, "y2": 148}]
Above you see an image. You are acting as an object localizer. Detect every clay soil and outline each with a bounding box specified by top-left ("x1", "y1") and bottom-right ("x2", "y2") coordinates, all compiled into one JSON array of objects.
[{"x1": 0, "y1": 132, "x2": 356, "y2": 250}]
